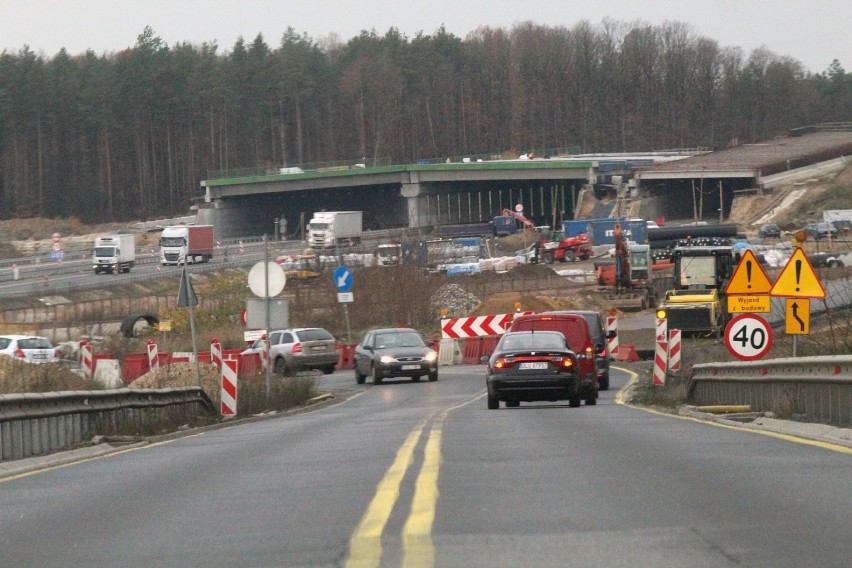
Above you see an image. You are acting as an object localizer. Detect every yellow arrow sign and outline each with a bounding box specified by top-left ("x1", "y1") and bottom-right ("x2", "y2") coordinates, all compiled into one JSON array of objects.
[
  {"x1": 770, "y1": 248, "x2": 827, "y2": 299},
  {"x1": 725, "y1": 249, "x2": 773, "y2": 295},
  {"x1": 785, "y1": 299, "x2": 810, "y2": 334}
]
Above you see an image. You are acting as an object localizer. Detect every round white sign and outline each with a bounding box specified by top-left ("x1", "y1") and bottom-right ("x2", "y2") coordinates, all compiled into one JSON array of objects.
[
  {"x1": 724, "y1": 314, "x2": 773, "y2": 361},
  {"x1": 248, "y1": 261, "x2": 286, "y2": 297},
  {"x1": 515, "y1": 203, "x2": 523, "y2": 213}
]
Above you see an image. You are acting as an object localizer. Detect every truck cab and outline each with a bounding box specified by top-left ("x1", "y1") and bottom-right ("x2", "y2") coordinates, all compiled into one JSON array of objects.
[{"x1": 376, "y1": 243, "x2": 402, "y2": 266}]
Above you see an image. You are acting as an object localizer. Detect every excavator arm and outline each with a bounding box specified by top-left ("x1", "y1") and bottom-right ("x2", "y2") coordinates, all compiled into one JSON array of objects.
[{"x1": 501, "y1": 208, "x2": 537, "y2": 231}]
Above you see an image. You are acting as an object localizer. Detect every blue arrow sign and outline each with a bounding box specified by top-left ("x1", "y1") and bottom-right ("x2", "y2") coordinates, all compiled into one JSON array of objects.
[{"x1": 334, "y1": 266, "x2": 353, "y2": 292}]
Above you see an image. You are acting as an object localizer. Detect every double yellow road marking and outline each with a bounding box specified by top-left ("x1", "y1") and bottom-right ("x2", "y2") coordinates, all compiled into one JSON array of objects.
[{"x1": 346, "y1": 394, "x2": 481, "y2": 568}]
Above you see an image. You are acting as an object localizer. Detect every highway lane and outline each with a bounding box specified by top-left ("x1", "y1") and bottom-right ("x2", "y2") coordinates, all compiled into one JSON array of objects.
[{"x1": 0, "y1": 367, "x2": 849, "y2": 567}]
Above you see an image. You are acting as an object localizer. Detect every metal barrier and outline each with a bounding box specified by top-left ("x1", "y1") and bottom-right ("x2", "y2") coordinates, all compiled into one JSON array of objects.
[
  {"x1": 0, "y1": 387, "x2": 216, "y2": 462},
  {"x1": 691, "y1": 355, "x2": 852, "y2": 427}
]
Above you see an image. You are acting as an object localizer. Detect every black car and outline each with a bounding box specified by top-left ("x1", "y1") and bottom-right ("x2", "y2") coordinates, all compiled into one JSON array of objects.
[
  {"x1": 483, "y1": 331, "x2": 580, "y2": 409},
  {"x1": 758, "y1": 224, "x2": 781, "y2": 239},
  {"x1": 802, "y1": 222, "x2": 838, "y2": 240},
  {"x1": 354, "y1": 328, "x2": 438, "y2": 385}
]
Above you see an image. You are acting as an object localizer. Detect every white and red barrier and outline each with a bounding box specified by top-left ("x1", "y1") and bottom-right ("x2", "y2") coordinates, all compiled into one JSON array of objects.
[
  {"x1": 210, "y1": 338, "x2": 222, "y2": 369},
  {"x1": 80, "y1": 340, "x2": 94, "y2": 380},
  {"x1": 606, "y1": 315, "x2": 619, "y2": 355},
  {"x1": 441, "y1": 311, "x2": 533, "y2": 339},
  {"x1": 668, "y1": 329, "x2": 682, "y2": 374},
  {"x1": 146, "y1": 340, "x2": 160, "y2": 372},
  {"x1": 652, "y1": 316, "x2": 667, "y2": 386},
  {"x1": 260, "y1": 335, "x2": 269, "y2": 372},
  {"x1": 221, "y1": 359, "x2": 238, "y2": 416}
]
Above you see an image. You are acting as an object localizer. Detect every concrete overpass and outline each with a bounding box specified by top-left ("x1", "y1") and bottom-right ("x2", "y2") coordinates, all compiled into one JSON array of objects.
[{"x1": 197, "y1": 154, "x2": 694, "y2": 239}]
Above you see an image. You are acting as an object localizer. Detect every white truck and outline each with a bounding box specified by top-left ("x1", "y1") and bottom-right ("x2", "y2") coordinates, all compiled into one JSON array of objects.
[
  {"x1": 159, "y1": 225, "x2": 215, "y2": 265},
  {"x1": 307, "y1": 211, "x2": 362, "y2": 249},
  {"x1": 376, "y1": 243, "x2": 402, "y2": 266},
  {"x1": 93, "y1": 234, "x2": 136, "y2": 274}
]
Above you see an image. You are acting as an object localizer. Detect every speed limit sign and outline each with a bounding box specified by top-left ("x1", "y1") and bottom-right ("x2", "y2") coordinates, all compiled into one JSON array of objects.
[{"x1": 724, "y1": 314, "x2": 773, "y2": 361}]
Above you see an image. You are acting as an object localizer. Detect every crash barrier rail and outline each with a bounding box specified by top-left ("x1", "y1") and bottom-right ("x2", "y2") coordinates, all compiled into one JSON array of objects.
[
  {"x1": 691, "y1": 355, "x2": 852, "y2": 427},
  {"x1": 0, "y1": 387, "x2": 215, "y2": 463}
]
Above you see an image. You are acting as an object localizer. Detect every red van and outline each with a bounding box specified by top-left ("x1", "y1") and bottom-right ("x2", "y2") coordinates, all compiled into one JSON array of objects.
[{"x1": 509, "y1": 313, "x2": 599, "y2": 405}]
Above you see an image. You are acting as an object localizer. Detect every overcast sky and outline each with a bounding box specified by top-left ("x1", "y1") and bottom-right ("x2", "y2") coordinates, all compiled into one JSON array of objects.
[{"x1": 2, "y1": 0, "x2": 848, "y2": 74}]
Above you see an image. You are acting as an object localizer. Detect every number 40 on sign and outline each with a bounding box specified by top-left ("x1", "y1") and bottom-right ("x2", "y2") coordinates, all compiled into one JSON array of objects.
[{"x1": 724, "y1": 314, "x2": 774, "y2": 361}]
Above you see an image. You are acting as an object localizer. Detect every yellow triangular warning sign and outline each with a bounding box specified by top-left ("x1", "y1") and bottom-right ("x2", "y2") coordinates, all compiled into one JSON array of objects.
[
  {"x1": 726, "y1": 249, "x2": 773, "y2": 295},
  {"x1": 769, "y1": 248, "x2": 827, "y2": 299}
]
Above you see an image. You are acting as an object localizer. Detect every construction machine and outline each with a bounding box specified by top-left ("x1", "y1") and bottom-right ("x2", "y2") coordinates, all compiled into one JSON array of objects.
[
  {"x1": 595, "y1": 224, "x2": 658, "y2": 311},
  {"x1": 656, "y1": 245, "x2": 735, "y2": 337},
  {"x1": 539, "y1": 232, "x2": 592, "y2": 263}
]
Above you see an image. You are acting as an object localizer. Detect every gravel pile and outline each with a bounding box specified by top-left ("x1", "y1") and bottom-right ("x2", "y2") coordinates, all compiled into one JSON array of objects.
[{"x1": 429, "y1": 283, "x2": 481, "y2": 319}]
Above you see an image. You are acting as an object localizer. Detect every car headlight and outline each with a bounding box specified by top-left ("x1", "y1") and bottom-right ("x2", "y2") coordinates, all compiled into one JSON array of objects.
[
  {"x1": 380, "y1": 355, "x2": 396, "y2": 364},
  {"x1": 423, "y1": 351, "x2": 438, "y2": 362}
]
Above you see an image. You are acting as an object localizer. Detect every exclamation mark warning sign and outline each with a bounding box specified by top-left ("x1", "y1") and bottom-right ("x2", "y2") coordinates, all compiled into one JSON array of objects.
[
  {"x1": 769, "y1": 248, "x2": 827, "y2": 299},
  {"x1": 725, "y1": 249, "x2": 772, "y2": 296}
]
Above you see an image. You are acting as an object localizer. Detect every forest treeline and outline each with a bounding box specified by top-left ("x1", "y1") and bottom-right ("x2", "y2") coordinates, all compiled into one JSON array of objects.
[{"x1": 0, "y1": 20, "x2": 849, "y2": 223}]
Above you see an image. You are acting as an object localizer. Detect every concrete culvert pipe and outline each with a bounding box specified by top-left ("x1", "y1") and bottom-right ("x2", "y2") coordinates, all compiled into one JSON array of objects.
[{"x1": 120, "y1": 313, "x2": 160, "y2": 338}]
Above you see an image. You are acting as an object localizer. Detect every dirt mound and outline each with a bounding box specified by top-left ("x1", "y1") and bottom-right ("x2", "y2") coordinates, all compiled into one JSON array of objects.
[
  {"x1": 0, "y1": 357, "x2": 100, "y2": 394},
  {"x1": 469, "y1": 292, "x2": 589, "y2": 316},
  {"x1": 129, "y1": 362, "x2": 223, "y2": 405}
]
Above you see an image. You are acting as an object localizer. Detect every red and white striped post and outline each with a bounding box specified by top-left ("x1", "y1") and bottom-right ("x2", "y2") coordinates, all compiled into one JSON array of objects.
[
  {"x1": 221, "y1": 359, "x2": 238, "y2": 416},
  {"x1": 260, "y1": 334, "x2": 269, "y2": 372},
  {"x1": 652, "y1": 316, "x2": 668, "y2": 386},
  {"x1": 146, "y1": 339, "x2": 160, "y2": 372},
  {"x1": 668, "y1": 329, "x2": 682, "y2": 374},
  {"x1": 80, "y1": 340, "x2": 94, "y2": 380},
  {"x1": 210, "y1": 338, "x2": 222, "y2": 370},
  {"x1": 606, "y1": 314, "x2": 620, "y2": 356}
]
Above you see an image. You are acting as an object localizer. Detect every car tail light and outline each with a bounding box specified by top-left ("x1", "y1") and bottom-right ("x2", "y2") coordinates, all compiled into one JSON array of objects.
[
  {"x1": 493, "y1": 356, "x2": 515, "y2": 370},
  {"x1": 14, "y1": 348, "x2": 26, "y2": 359},
  {"x1": 560, "y1": 357, "x2": 574, "y2": 369},
  {"x1": 578, "y1": 345, "x2": 594, "y2": 359},
  {"x1": 292, "y1": 343, "x2": 302, "y2": 354}
]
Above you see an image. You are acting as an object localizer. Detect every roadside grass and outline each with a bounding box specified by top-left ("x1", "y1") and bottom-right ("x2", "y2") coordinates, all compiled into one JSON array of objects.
[{"x1": 235, "y1": 373, "x2": 320, "y2": 416}]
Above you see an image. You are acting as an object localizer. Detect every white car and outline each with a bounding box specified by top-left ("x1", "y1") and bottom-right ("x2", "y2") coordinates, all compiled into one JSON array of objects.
[{"x1": 0, "y1": 335, "x2": 58, "y2": 364}]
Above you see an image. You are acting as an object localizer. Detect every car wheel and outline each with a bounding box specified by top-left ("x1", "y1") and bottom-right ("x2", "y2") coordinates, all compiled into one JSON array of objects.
[
  {"x1": 274, "y1": 357, "x2": 288, "y2": 376},
  {"x1": 428, "y1": 370, "x2": 438, "y2": 382},
  {"x1": 371, "y1": 364, "x2": 383, "y2": 385},
  {"x1": 569, "y1": 395, "x2": 581, "y2": 408},
  {"x1": 599, "y1": 373, "x2": 610, "y2": 391},
  {"x1": 322, "y1": 364, "x2": 335, "y2": 375},
  {"x1": 542, "y1": 251, "x2": 554, "y2": 264},
  {"x1": 355, "y1": 366, "x2": 366, "y2": 384},
  {"x1": 487, "y1": 391, "x2": 499, "y2": 410},
  {"x1": 412, "y1": 375, "x2": 421, "y2": 382}
]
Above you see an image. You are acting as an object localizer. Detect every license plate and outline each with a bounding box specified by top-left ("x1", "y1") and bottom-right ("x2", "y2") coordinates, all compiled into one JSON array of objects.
[
  {"x1": 32, "y1": 353, "x2": 46, "y2": 359},
  {"x1": 311, "y1": 346, "x2": 326, "y2": 352},
  {"x1": 518, "y1": 361, "x2": 548, "y2": 370},
  {"x1": 402, "y1": 364, "x2": 420, "y2": 370}
]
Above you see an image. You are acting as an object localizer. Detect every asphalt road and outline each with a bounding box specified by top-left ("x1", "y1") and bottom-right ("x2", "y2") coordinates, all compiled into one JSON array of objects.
[{"x1": 1, "y1": 367, "x2": 850, "y2": 568}]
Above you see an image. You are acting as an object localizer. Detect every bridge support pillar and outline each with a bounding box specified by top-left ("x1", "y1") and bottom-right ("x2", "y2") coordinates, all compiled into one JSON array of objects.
[{"x1": 402, "y1": 182, "x2": 427, "y2": 228}]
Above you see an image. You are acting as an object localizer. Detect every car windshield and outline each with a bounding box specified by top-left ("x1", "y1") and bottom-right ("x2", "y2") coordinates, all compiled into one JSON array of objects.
[
  {"x1": 499, "y1": 333, "x2": 565, "y2": 351},
  {"x1": 375, "y1": 331, "x2": 426, "y2": 349},
  {"x1": 19, "y1": 338, "x2": 52, "y2": 349},
  {"x1": 297, "y1": 329, "x2": 334, "y2": 341}
]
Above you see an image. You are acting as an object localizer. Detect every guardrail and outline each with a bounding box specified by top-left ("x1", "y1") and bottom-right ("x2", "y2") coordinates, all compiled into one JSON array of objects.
[
  {"x1": 691, "y1": 355, "x2": 852, "y2": 427},
  {"x1": 0, "y1": 387, "x2": 216, "y2": 463}
]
